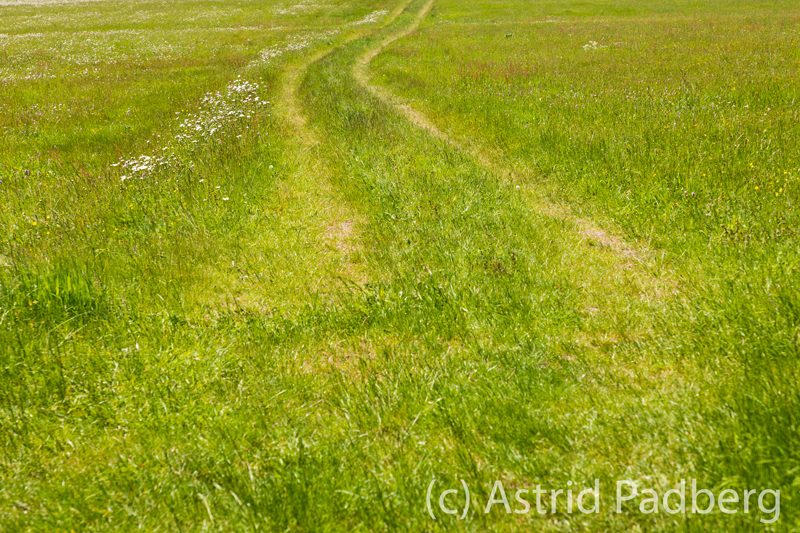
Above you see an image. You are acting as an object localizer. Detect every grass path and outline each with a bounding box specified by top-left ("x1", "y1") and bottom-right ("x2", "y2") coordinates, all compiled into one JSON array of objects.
[
  {"x1": 266, "y1": 0, "x2": 415, "y2": 293},
  {"x1": 279, "y1": 3, "x2": 712, "y2": 527},
  {"x1": 352, "y1": 0, "x2": 677, "y2": 348}
]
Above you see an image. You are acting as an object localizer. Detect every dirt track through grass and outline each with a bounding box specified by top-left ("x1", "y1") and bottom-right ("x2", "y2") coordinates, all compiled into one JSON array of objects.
[
  {"x1": 271, "y1": 0, "x2": 415, "y2": 289},
  {"x1": 353, "y1": 0, "x2": 676, "y2": 307},
  {"x1": 351, "y1": 0, "x2": 677, "y2": 364}
]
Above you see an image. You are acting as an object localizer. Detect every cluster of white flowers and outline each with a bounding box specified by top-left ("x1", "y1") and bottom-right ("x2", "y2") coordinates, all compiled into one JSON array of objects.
[
  {"x1": 114, "y1": 77, "x2": 268, "y2": 181},
  {"x1": 257, "y1": 40, "x2": 311, "y2": 64},
  {"x1": 275, "y1": 1, "x2": 325, "y2": 15},
  {"x1": 582, "y1": 41, "x2": 607, "y2": 51},
  {"x1": 175, "y1": 77, "x2": 267, "y2": 143},
  {"x1": 350, "y1": 10, "x2": 388, "y2": 26},
  {"x1": 3, "y1": 27, "x2": 262, "y2": 41},
  {"x1": 0, "y1": 32, "x2": 193, "y2": 86},
  {"x1": 251, "y1": 29, "x2": 339, "y2": 67},
  {"x1": 0, "y1": 24, "x2": 280, "y2": 86},
  {"x1": 113, "y1": 153, "x2": 176, "y2": 182},
  {"x1": 0, "y1": 69, "x2": 58, "y2": 83}
]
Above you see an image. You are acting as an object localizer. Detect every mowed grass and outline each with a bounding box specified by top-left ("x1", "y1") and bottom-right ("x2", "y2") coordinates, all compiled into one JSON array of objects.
[{"x1": 1, "y1": 0, "x2": 798, "y2": 530}]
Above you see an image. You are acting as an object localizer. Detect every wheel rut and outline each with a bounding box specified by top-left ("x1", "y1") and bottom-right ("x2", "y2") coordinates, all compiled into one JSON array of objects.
[
  {"x1": 351, "y1": 0, "x2": 677, "y2": 309},
  {"x1": 271, "y1": 1, "x2": 415, "y2": 290}
]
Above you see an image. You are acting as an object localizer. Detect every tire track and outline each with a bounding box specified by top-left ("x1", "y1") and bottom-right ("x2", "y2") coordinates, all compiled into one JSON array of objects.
[
  {"x1": 270, "y1": 2, "x2": 414, "y2": 290},
  {"x1": 352, "y1": 0, "x2": 677, "y2": 306}
]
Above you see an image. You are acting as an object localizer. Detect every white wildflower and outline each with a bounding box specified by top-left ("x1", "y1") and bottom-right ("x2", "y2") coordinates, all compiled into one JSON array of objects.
[
  {"x1": 350, "y1": 10, "x2": 388, "y2": 26},
  {"x1": 582, "y1": 40, "x2": 607, "y2": 51}
]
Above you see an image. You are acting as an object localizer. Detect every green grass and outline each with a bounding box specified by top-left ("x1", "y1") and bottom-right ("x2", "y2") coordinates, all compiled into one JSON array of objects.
[
  {"x1": 372, "y1": 3, "x2": 800, "y2": 520},
  {"x1": 1, "y1": 0, "x2": 798, "y2": 530}
]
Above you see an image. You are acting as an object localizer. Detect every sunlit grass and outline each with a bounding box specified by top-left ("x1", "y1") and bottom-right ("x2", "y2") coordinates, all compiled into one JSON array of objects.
[{"x1": 1, "y1": 0, "x2": 797, "y2": 530}]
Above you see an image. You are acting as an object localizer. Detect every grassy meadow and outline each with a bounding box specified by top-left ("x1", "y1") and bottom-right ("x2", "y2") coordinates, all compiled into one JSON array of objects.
[{"x1": 1, "y1": 0, "x2": 798, "y2": 530}]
